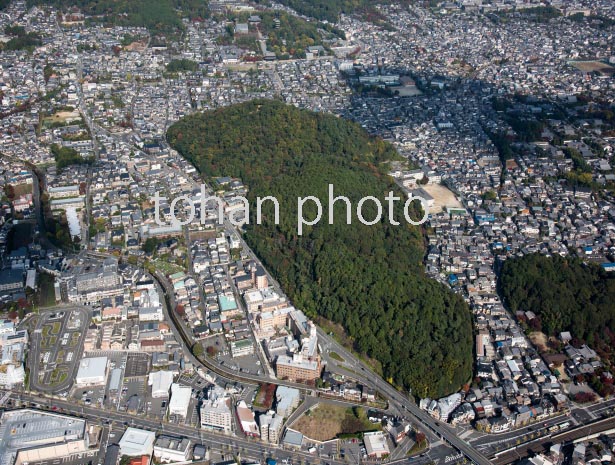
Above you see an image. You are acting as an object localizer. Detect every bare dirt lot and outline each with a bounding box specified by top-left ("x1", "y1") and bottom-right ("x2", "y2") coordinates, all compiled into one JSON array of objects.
[
  {"x1": 292, "y1": 403, "x2": 375, "y2": 442},
  {"x1": 529, "y1": 331, "x2": 548, "y2": 353},
  {"x1": 421, "y1": 184, "x2": 463, "y2": 213},
  {"x1": 570, "y1": 61, "x2": 615, "y2": 75},
  {"x1": 44, "y1": 111, "x2": 81, "y2": 124}
]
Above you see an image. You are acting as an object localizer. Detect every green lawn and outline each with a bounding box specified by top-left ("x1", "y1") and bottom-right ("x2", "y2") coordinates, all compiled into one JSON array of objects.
[{"x1": 151, "y1": 258, "x2": 185, "y2": 275}]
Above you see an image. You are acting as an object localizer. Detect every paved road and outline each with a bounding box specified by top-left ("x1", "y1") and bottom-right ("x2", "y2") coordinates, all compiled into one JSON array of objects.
[
  {"x1": 315, "y1": 328, "x2": 492, "y2": 465},
  {"x1": 75, "y1": 110, "x2": 604, "y2": 465},
  {"x1": 491, "y1": 416, "x2": 615, "y2": 465},
  {"x1": 6, "y1": 391, "x2": 345, "y2": 465},
  {"x1": 28, "y1": 307, "x2": 89, "y2": 394}
]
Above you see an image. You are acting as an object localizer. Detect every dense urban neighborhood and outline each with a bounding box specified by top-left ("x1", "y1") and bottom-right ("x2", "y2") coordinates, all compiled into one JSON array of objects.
[{"x1": 1, "y1": 1, "x2": 615, "y2": 465}]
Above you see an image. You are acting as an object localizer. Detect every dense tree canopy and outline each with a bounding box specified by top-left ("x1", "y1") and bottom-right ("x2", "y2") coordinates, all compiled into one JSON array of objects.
[
  {"x1": 51, "y1": 144, "x2": 93, "y2": 170},
  {"x1": 167, "y1": 99, "x2": 473, "y2": 398},
  {"x1": 499, "y1": 254, "x2": 615, "y2": 367},
  {"x1": 254, "y1": 0, "x2": 398, "y2": 23},
  {"x1": 27, "y1": 0, "x2": 208, "y2": 35},
  {"x1": 1, "y1": 25, "x2": 42, "y2": 51},
  {"x1": 166, "y1": 59, "x2": 199, "y2": 73}
]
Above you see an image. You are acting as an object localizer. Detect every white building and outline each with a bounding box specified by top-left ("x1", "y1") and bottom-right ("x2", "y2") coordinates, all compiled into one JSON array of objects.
[
  {"x1": 0, "y1": 409, "x2": 91, "y2": 465},
  {"x1": 75, "y1": 357, "x2": 108, "y2": 386},
  {"x1": 148, "y1": 371, "x2": 174, "y2": 398},
  {"x1": 364, "y1": 432, "x2": 390, "y2": 459},
  {"x1": 200, "y1": 391, "x2": 232, "y2": 433},
  {"x1": 153, "y1": 436, "x2": 192, "y2": 463},
  {"x1": 275, "y1": 386, "x2": 300, "y2": 418},
  {"x1": 259, "y1": 412, "x2": 283, "y2": 444},
  {"x1": 139, "y1": 307, "x2": 163, "y2": 322},
  {"x1": 168, "y1": 383, "x2": 192, "y2": 419},
  {"x1": 119, "y1": 428, "x2": 156, "y2": 457},
  {"x1": 0, "y1": 364, "x2": 25, "y2": 387}
]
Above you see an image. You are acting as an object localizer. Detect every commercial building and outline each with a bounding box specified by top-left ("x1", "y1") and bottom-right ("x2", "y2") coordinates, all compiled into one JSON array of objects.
[
  {"x1": 236, "y1": 401, "x2": 259, "y2": 437},
  {"x1": 48, "y1": 185, "x2": 81, "y2": 199},
  {"x1": 275, "y1": 386, "x2": 301, "y2": 418},
  {"x1": 63, "y1": 258, "x2": 123, "y2": 304},
  {"x1": 363, "y1": 432, "x2": 390, "y2": 459},
  {"x1": 275, "y1": 321, "x2": 321, "y2": 382},
  {"x1": 200, "y1": 391, "x2": 232, "y2": 433},
  {"x1": 153, "y1": 436, "x2": 192, "y2": 463},
  {"x1": 75, "y1": 356, "x2": 108, "y2": 386},
  {"x1": 118, "y1": 428, "x2": 156, "y2": 457},
  {"x1": 0, "y1": 409, "x2": 93, "y2": 465},
  {"x1": 168, "y1": 383, "x2": 192, "y2": 419},
  {"x1": 0, "y1": 364, "x2": 25, "y2": 388},
  {"x1": 148, "y1": 371, "x2": 174, "y2": 398},
  {"x1": 276, "y1": 354, "x2": 321, "y2": 382},
  {"x1": 257, "y1": 307, "x2": 293, "y2": 332},
  {"x1": 230, "y1": 339, "x2": 254, "y2": 358},
  {"x1": 0, "y1": 270, "x2": 23, "y2": 296},
  {"x1": 139, "y1": 307, "x2": 163, "y2": 322}
]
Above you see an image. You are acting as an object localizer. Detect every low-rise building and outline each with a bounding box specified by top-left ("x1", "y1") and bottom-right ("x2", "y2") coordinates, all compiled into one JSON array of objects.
[{"x1": 153, "y1": 436, "x2": 192, "y2": 463}]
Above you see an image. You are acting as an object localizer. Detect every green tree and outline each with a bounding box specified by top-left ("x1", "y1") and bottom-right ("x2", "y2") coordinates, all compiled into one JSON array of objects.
[{"x1": 167, "y1": 99, "x2": 474, "y2": 398}]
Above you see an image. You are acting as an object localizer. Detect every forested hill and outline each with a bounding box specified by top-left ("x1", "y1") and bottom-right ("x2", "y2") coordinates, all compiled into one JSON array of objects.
[
  {"x1": 499, "y1": 254, "x2": 615, "y2": 367},
  {"x1": 26, "y1": 0, "x2": 209, "y2": 35},
  {"x1": 167, "y1": 100, "x2": 473, "y2": 398},
  {"x1": 253, "y1": 0, "x2": 410, "y2": 24}
]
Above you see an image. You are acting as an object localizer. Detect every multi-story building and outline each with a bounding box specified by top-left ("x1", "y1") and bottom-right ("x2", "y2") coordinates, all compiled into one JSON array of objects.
[
  {"x1": 200, "y1": 393, "x2": 232, "y2": 433},
  {"x1": 230, "y1": 339, "x2": 254, "y2": 357},
  {"x1": 63, "y1": 258, "x2": 123, "y2": 304},
  {"x1": 153, "y1": 436, "x2": 192, "y2": 463},
  {"x1": 275, "y1": 386, "x2": 300, "y2": 418},
  {"x1": 275, "y1": 322, "x2": 321, "y2": 382},
  {"x1": 0, "y1": 410, "x2": 95, "y2": 465},
  {"x1": 236, "y1": 401, "x2": 259, "y2": 437},
  {"x1": 259, "y1": 412, "x2": 283, "y2": 444},
  {"x1": 276, "y1": 354, "x2": 321, "y2": 382}
]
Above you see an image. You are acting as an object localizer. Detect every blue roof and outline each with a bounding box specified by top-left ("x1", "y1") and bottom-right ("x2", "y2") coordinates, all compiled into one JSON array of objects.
[{"x1": 218, "y1": 295, "x2": 237, "y2": 312}]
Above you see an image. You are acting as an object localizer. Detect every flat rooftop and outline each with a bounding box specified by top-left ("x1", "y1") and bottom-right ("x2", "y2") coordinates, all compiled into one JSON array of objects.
[{"x1": 0, "y1": 409, "x2": 86, "y2": 465}]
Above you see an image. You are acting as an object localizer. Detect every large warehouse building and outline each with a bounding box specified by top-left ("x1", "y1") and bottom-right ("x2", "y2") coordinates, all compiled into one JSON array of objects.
[
  {"x1": 168, "y1": 383, "x2": 192, "y2": 419},
  {"x1": 148, "y1": 371, "x2": 174, "y2": 398},
  {"x1": 0, "y1": 409, "x2": 98, "y2": 465},
  {"x1": 75, "y1": 356, "x2": 109, "y2": 386}
]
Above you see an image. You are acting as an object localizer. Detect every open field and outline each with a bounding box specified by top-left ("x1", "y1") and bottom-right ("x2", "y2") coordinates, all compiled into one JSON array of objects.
[
  {"x1": 43, "y1": 111, "x2": 82, "y2": 125},
  {"x1": 49, "y1": 110, "x2": 80, "y2": 120},
  {"x1": 570, "y1": 60, "x2": 615, "y2": 75},
  {"x1": 421, "y1": 183, "x2": 463, "y2": 213},
  {"x1": 150, "y1": 258, "x2": 185, "y2": 276},
  {"x1": 292, "y1": 404, "x2": 376, "y2": 441}
]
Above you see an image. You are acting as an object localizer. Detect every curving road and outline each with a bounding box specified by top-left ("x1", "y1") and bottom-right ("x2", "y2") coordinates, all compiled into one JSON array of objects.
[{"x1": 28, "y1": 307, "x2": 89, "y2": 394}]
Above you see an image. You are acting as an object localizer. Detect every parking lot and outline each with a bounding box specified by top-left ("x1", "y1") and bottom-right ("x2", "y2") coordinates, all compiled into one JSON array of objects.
[
  {"x1": 125, "y1": 353, "x2": 150, "y2": 377},
  {"x1": 217, "y1": 351, "x2": 264, "y2": 376},
  {"x1": 119, "y1": 377, "x2": 147, "y2": 414},
  {"x1": 30, "y1": 308, "x2": 89, "y2": 393}
]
